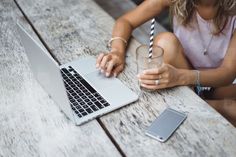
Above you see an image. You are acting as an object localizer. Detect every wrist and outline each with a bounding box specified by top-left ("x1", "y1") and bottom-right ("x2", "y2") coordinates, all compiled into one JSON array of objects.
[
  {"x1": 108, "y1": 37, "x2": 127, "y2": 54},
  {"x1": 110, "y1": 46, "x2": 125, "y2": 57},
  {"x1": 177, "y1": 69, "x2": 196, "y2": 86}
]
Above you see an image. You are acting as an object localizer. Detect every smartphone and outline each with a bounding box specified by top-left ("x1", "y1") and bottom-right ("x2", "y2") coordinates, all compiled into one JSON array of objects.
[{"x1": 145, "y1": 108, "x2": 187, "y2": 142}]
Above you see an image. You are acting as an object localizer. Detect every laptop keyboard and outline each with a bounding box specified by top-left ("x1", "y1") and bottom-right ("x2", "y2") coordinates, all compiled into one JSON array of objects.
[{"x1": 60, "y1": 66, "x2": 110, "y2": 118}]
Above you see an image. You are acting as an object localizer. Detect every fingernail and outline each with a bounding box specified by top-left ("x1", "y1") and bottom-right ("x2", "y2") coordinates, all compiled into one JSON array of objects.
[
  {"x1": 114, "y1": 73, "x2": 117, "y2": 77},
  {"x1": 137, "y1": 74, "x2": 140, "y2": 78},
  {"x1": 101, "y1": 69, "x2": 104, "y2": 73},
  {"x1": 106, "y1": 72, "x2": 110, "y2": 77}
]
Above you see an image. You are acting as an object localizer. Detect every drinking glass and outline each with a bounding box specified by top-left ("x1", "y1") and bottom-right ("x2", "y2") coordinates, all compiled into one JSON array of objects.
[{"x1": 136, "y1": 45, "x2": 164, "y2": 94}]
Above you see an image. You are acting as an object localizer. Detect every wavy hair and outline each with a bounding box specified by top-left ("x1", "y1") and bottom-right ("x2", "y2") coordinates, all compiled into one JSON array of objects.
[{"x1": 170, "y1": 0, "x2": 236, "y2": 34}]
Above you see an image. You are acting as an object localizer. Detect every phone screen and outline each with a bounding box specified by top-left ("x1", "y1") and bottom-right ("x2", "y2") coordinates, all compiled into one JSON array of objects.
[{"x1": 146, "y1": 108, "x2": 187, "y2": 142}]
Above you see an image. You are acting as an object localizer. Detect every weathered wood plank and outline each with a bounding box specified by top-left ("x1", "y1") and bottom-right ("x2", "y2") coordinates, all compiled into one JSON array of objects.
[
  {"x1": 101, "y1": 87, "x2": 236, "y2": 157},
  {"x1": 15, "y1": 0, "x2": 236, "y2": 157},
  {"x1": 0, "y1": 1, "x2": 121, "y2": 157}
]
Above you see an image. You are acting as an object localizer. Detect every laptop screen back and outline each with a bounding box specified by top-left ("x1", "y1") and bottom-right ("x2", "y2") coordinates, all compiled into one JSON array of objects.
[{"x1": 17, "y1": 23, "x2": 74, "y2": 121}]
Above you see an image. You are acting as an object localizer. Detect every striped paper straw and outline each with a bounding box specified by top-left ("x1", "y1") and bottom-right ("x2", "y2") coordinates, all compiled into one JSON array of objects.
[{"x1": 148, "y1": 18, "x2": 155, "y2": 59}]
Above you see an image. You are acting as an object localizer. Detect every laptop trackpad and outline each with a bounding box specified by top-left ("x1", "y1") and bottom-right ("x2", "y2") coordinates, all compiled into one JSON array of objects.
[
  {"x1": 85, "y1": 71, "x2": 117, "y2": 90},
  {"x1": 85, "y1": 71, "x2": 138, "y2": 106}
]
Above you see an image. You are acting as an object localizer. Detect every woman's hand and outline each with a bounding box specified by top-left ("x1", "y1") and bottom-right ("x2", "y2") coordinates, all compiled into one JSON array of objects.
[
  {"x1": 137, "y1": 63, "x2": 181, "y2": 90},
  {"x1": 96, "y1": 49, "x2": 125, "y2": 77}
]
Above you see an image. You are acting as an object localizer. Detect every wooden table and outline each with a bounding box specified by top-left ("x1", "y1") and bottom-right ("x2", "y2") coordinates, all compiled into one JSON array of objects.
[{"x1": 0, "y1": 0, "x2": 235, "y2": 156}]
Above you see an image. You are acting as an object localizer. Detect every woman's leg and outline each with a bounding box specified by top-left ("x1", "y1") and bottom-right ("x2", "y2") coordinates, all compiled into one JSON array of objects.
[
  {"x1": 153, "y1": 32, "x2": 192, "y2": 69},
  {"x1": 209, "y1": 84, "x2": 236, "y2": 99},
  {"x1": 206, "y1": 84, "x2": 236, "y2": 127},
  {"x1": 207, "y1": 99, "x2": 236, "y2": 127}
]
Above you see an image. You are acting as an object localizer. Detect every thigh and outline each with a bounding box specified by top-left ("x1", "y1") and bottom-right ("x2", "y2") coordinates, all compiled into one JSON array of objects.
[
  {"x1": 154, "y1": 32, "x2": 192, "y2": 69},
  {"x1": 207, "y1": 99, "x2": 236, "y2": 127},
  {"x1": 209, "y1": 84, "x2": 236, "y2": 99}
]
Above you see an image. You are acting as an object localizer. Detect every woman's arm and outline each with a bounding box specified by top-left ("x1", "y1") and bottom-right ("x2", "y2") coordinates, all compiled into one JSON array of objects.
[
  {"x1": 138, "y1": 31, "x2": 236, "y2": 90},
  {"x1": 96, "y1": 0, "x2": 171, "y2": 77},
  {"x1": 184, "y1": 31, "x2": 236, "y2": 87}
]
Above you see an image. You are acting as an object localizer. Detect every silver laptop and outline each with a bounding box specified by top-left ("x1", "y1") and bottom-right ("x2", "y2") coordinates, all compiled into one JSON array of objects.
[{"x1": 17, "y1": 23, "x2": 138, "y2": 125}]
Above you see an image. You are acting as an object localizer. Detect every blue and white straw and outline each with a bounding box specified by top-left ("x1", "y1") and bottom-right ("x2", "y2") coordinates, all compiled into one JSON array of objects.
[{"x1": 148, "y1": 18, "x2": 155, "y2": 59}]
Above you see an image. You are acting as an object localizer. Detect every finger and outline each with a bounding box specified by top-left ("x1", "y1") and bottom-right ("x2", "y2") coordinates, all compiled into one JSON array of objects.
[
  {"x1": 140, "y1": 78, "x2": 168, "y2": 85},
  {"x1": 112, "y1": 64, "x2": 124, "y2": 77},
  {"x1": 143, "y1": 65, "x2": 166, "y2": 75},
  {"x1": 139, "y1": 79, "x2": 160, "y2": 85},
  {"x1": 100, "y1": 55, "x2": 111, "y2": 70},
  {"x1": 96, "y1": 53, "x2": 105, "y2": 68},
  {"x1": 137, "y1": 73, "x2": 160, "y2": 80},
  {"x1": 105, "y1": 60, "x2": 116, "y2": 77},
  {"x1": 140, "y1": 83, "x2": 166, "y2": 90}
]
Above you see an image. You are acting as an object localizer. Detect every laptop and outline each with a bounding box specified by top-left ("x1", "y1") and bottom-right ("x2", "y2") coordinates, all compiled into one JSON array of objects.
[{"x1": 17, "y1": 23, "x2": 138, "y2": 125}]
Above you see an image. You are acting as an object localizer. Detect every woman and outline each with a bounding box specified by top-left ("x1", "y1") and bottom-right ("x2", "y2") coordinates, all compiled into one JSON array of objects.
[{"x1": 96, "y1": 0, "x2": 236, "y2": 126}]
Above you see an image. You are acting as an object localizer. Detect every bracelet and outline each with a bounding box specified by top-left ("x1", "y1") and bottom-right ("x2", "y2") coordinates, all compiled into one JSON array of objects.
[
  {"x1": 194, "y1": 70, "x2": 202, "y2": 95},
  {"x1": 107, "y1": 37, "x2": 127, "y2": 50},
  {"x1": 195, "y1": 70, "x2": 200, "y2": 85}
]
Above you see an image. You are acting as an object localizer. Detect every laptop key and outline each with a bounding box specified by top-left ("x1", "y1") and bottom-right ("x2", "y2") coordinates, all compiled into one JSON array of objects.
[
  {"x1": 81, "y1": 112, "x2": 88, "y2": 116},
  {"x1": 97, "y1": 97, "x2": 103, "y2": 101},
  {"x1": 77, "y1": 98, "x2": 83, "y2": 102},
  {"x1": 82, "y1": 105, "x2": 88, "y2": 109},
  {"x1": 68, "y1": 89, "x2": 74, "y2": 93},
  {"x1": 87, "y1": 102, "x2": 93, "y2": 106},
  {"x1": 91, "y1": 98, "x2": 96, "y2": 102},
  {"x1": 61, "y1": 68, "x2": 70, "y2": 74},
  {"x1": 80, "y1": 101, "x2": 85, "y2": 105},
  {"x1": 88, "y1": 95, "x2": 93, "y2": 99},
  {"x1": 79, "y1": 108, "x2": 85, "y2": 113},
  {"x1": 100, "y1": 100, "x2": 106, "y2": 104},
  {"x1": 74, "y1": 95, "x2": 80, "y2": 99},
  {"x1": 84, "y1": 99, "x2": 90, "y2": 102},
  {"x1": 74, "y1": 87, "x2": 79, "y2": 90},
  {"x1": 80, "y1": 79, "x2": 96, "y2": 93},
  {"x1": 91, "y1": 105, "x2": 98, "y2": 111},
  {"x1": 71, "y1": 93, "x2": 77, "y2": 96},
  {"x1": 103, "y1": 102, "x2": 110, "y2": 107},
  {"x1": 79, "y1": 93, "x2": 84, "y2": 97},
  {"x1": 95, "y1": 101, "x2": 104, "y2": 109},
  {"x1": 72, "y1": 102, "x2": 78, "y2": 106},
  {"x1": 94, "y1": 93, "x2": 100, "y2": 98},
  {"x1": 76, "y1": 105, "x2": 82, "y2": 109},
  {"x1": 70, "y1": 99, "x2": 76, "y2": 103},
  {"x1": 86, "y1": 108, "x2": 93, "y2": 114},
  {"x1": 72, "y1": 78, "x2": 77, "y2": 82}
]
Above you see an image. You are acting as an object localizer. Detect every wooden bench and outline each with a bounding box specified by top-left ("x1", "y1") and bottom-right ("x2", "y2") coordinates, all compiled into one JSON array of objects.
[{"x1": 0, "y1": 0, "x2": 235, "y2": 156}]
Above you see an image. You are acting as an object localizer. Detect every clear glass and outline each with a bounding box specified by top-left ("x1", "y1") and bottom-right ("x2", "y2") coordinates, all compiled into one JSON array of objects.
[{"x1": 136, "y1": 45, "x2": 164, "y2": 93}]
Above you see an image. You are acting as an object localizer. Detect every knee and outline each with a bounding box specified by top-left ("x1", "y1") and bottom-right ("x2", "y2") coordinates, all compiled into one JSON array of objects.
[
  {"x1": 154, "y1": 32, "x2": 183, "y2": 62},
  {"x1": 154, "y1": 32, "x2": 180, "y2": 48}
]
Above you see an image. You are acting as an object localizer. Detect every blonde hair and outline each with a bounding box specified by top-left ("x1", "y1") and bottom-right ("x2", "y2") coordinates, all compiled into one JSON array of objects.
[{"x1": 170, "y1": 0, "x2": 236, "y2": 34}]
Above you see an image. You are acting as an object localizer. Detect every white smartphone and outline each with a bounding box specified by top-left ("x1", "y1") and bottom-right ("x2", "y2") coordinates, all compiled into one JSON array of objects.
[{"x1": 145, "y1": 108, "x2": 187, "y2": 142}]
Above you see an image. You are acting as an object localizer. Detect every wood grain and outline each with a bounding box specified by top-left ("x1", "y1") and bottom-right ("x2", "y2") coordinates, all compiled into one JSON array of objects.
[
  {"x1": 14, "y1": 0, "x2": 236, "y2": 156},
  {"x1": 0, "y1": 0, "x2": 121, "y2": 157}
]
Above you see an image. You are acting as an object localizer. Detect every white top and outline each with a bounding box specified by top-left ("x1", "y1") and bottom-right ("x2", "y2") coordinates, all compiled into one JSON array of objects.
[{"x1": 173, "y1": 12, "x2": 236, "y2": 69}]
